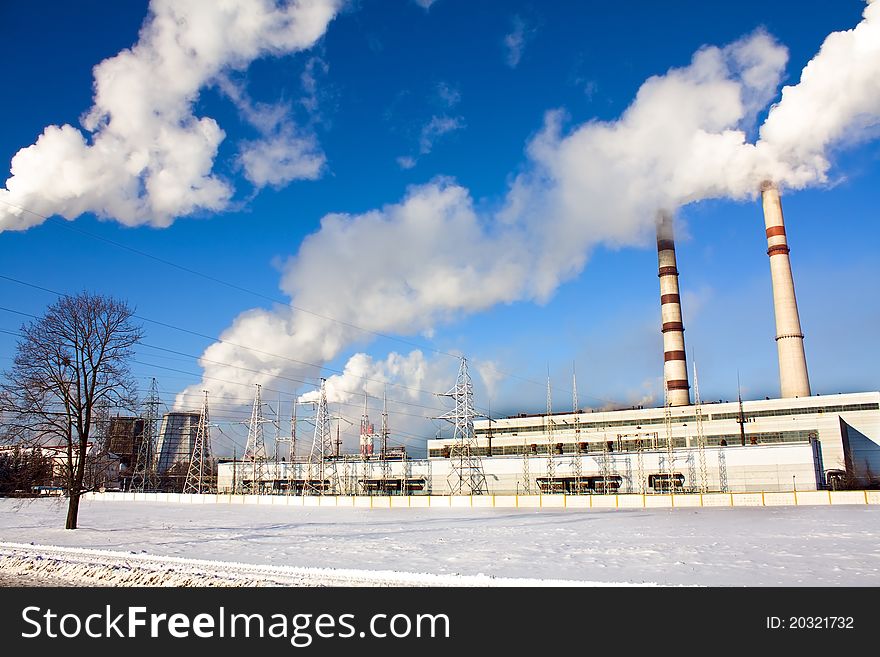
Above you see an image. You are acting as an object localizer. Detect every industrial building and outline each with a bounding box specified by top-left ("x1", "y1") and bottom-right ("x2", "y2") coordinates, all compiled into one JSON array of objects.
[
  {"x1": 156, "y1": 411, "x2": 201, "y2": 476},
  {"x1": 104, "y1": 416, "x2": 145, "y2": 469},
  {"x1": 217, "y1": 183, "x2": 880, "y2": 496}
]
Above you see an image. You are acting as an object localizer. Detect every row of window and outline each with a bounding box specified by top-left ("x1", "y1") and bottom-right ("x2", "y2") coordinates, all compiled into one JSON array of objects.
[
  {"x1": 710, "y1": 402, "x2": 878, "y2": 421},
  {"x1": 473, "y1": 402, "x2": 878, "y2": 437},
  {"x1": 428, "y1": 430, "x2": 817, "y2": 458}
]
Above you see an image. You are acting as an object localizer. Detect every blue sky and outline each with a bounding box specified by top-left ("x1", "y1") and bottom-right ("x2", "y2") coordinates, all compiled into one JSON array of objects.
[{"x1": 0, "y1": 1, "x2": 878, "y2": 455}]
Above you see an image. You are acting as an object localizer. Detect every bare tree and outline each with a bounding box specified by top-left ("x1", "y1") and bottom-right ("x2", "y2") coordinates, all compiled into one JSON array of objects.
[{"x1": 0, "y1": 292, "x2": 143, "y2": 528}]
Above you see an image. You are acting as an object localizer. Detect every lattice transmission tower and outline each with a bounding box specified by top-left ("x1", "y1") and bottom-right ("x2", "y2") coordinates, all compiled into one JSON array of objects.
[
  {"x1": 439, "y1": 357, "x2": 488, "y2": 495},
  {"x1": 131, "y1": 378, "x2": 160, "y2": 492},
  {"x1": 545, "y1": 374, "x2": 556, "y2": 489},
  {"x1": 570, "y1": 365, "x2": 584, "y2": 493},
  {"x1": 693, "y1": 362, "x2": 708, "y2": 493},
  {"x1": 306, "y1": 379, "x2": 338, "y2": 495},
  {"x1": 275, "y1": 395, "x2": 298, "y2": 494},
  {"x1": 664, "y1": 379, "x2": 676, "y2": 492},
  {"x1": 92, "y1": 396, "x2": 111, "y2": 451},
  {"x1": 243, "y1": 384, "x2": 270, "y2": 493},
  {"x1": 380, "y1": 388, "x2": 391, "y2": 483},
  {"x1": 521, "y1": 438, "x2": 532, "y2": 494},
  {"x1": 184, "y1": 391, "x2": 213, "y2": 494}
]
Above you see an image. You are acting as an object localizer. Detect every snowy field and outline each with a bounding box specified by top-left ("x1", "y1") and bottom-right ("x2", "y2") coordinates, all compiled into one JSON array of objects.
[{"x1": 1, "y1": 498, "x2": 879, "y2": 586}]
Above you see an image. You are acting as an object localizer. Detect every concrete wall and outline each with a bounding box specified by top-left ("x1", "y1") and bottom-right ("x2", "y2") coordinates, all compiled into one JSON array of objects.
[{"x1": 84, "y1": 490, "x2": 880, "y2": 508}]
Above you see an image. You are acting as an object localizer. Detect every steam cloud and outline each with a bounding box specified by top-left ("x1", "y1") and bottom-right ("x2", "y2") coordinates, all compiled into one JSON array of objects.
[
  {"x1": 1, "y1": 1, "x2": 876, "y2": 427},
  {"x1": 0, "y1": 0, "x2": 341, "y2": 231},
  {"x1": 183, "y1": 2, "x2": 880, "y2": 420}
]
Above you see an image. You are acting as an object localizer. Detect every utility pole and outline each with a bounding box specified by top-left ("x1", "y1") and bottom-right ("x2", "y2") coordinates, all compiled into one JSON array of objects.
[
  {"x1": 664, "y1": 379, "x2": 676, "y2": 492},
  {"x1": 359, "y1": 391, "x2": 370, "y2": 494},
  {"x1": 381, "y1": 387, "x2": 391, "y2": 484},
  {"x1": 636, "y1": 434, "x2": 646, "y2": 494},
  {"x1": 545, "y1": 372, "x2": 556, "y2": 490},
  {"x1": 737, "y1": 371, "x2": 747, "y2": 447},
  {"x1": 232, "y1": 445, "x2": 237, "y2": 494},
  {"x1": 571, "y1": 364, "x2": 583, "y2": 493},
  {"x1": 487, "y1": 401, "x2": 493, "y2": 458},
  {"x1": 521, "y1": 438, "x2": 532, "y2": 495},
  {"x1": 274, "y1": 394, "x2": 298, "y2": 494},
  {"x1": 693, "y1": 362, "x2": 708, "y2": 493}
]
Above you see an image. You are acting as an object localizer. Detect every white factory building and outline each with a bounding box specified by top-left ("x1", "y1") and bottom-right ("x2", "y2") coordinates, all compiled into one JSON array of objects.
[
  {"x1": 217, "y1": 391, "x2": 880, "y2": 495},
  {"x1": 217, "y1": 183, "x2": 880, "y2": 496},
  {"x1": 427, "y1": 391, "x2": 880, "y2": 494}
]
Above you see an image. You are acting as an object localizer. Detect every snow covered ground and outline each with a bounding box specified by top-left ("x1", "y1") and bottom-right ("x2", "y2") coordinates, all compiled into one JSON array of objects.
[{"x1": 1, "y1": 498, "x2": 879, "y2": 586}]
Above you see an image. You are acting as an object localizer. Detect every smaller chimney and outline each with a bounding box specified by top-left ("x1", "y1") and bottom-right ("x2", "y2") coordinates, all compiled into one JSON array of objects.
[
  {"x1": 761, "y1": 182, "x2": 810, "y2": 398},
  {"x1": 656, "y1": 212, "x2": 690, "y2": 407}
]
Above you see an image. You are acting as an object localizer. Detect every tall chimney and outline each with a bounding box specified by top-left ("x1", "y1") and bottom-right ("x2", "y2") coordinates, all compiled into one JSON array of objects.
[
  {"x1": 761, "y1": 181, "x2": 811, "y2": 398},
  {"x1": 656, "y1": 212, "x2": 691, "y2": 406}
]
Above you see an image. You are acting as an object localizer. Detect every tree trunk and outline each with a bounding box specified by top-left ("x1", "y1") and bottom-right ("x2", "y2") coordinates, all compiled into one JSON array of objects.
[
  {"x1": 66, "y1": 437, "x2": 88, "y2": 530},
  {"x1": 65, "y1": 491, "x2": 80, "y2": 530}
]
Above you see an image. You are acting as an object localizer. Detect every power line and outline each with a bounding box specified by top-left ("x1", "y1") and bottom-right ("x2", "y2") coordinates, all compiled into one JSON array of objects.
[
  {"x1": 0, "y1": 199, "x2": 461, "y2": 360},
  {"x1": 1, "y1": 315, "x2": 442, "y2": 440},
  {"x1": 0, "y1": 206, "x2": 623, "y2": 406},
  {"x1": 0, "y1": 273, "x2": 466, "y2": 405},
  {"x1": 0, "y1": 258, "x2": 619, "y2": 410}
]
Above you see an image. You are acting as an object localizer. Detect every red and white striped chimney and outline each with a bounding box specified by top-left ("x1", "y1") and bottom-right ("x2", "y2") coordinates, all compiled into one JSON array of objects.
[
  {"x1": 656, "y1": 212, "x2": 691, "y2": 407},
  {"x1": 761, "y1": 181, "x2": 811, "y2": 398}
]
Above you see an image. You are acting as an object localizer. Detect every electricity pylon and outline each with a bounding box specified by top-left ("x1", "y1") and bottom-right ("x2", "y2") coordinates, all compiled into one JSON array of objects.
[
  {"x1": 439, "y1": 357, "x2": 488, "y2": 495},
  {"x1": 243, "y1": 384, "x2": 270, "y2": 493},
  {"x1": 545, "y1": 373, "x2": 556, "y2": 490},
  {"x1": 131, "y1": 378, "x2": 160, "y2": 492},
  {"x1": 570, "y1": 365, "x2": 583, "y2": 493},
  {"x1": 184, "y1": 391, "x2": 213, "y2": 494},
  {"x1": 306, "y1": 379, "x2": 338, "y2": 495},
  {"x1": 693, "y1": 362, "x2": 708, "y2": 493}
]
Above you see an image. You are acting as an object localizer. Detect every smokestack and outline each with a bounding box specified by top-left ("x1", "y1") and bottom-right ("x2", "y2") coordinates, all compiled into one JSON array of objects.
[
  {"x1": 656, "y1": 212, "x2": 691, "y2": 407},
  {"x1": 761, "y1": 182, "x2": 811, "y2": 398}
]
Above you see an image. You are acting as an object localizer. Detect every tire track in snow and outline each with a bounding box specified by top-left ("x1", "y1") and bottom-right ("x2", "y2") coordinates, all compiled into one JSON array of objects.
[{"x1": 0, "y1": 542, "x2": 644, "y2": 587}]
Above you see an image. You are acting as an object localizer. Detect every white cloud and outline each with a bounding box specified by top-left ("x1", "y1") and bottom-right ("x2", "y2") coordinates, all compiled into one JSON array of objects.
[
  {"x1": 300, "y1": 56, "x2": 330, "y2": 116},
  {"x1": 758, "y1": 0, "x2": 880, "y2": 186},
  {"x1": 413, "y1": 0, "x2": 439, "y2": 10},
  {"x1": 475, "y1": 360, "x2": 506, "y2": 403},
  {"x1": 504, "y1": 15, "x2": 533, "y2": 69},
  {"x1": 419, "y1": 115, "x2": 465, "y2": 154},
  {"x1": 182, "y1": 7, "x2": 880, "y2": 432},
  {"x1": 297, "y1": 351, "x2": 433, "y2": 406},
  {"x1": 239, "y1": 127, "x2": 326, "y2": 188},
  {"x1": 435, "y1": 82, "x2": 461, "y2": 108},
  {"x1": 217, "y1": 75, "x2": 327, "y2": 188},
  {"x1": 0, "y1": 0, "x2": 342, "y2": 232},
  {"x1": 397, "y1": 114, "x2": 464, "y2": 169}
]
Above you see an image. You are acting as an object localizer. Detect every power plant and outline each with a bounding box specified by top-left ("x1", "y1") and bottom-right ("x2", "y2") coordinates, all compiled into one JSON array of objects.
[{"x1": 204, "y1": 185, "x2": 878, "y2": 496}]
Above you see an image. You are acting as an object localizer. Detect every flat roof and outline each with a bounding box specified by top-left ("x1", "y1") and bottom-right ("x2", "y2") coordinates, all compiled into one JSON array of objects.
[{"x1": 474, "y1": 391, "x2": 880, "y2": 429}]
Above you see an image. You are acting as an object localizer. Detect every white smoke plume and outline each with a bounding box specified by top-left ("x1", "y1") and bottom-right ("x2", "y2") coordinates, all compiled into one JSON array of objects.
[
  {"x1": 759, "y1": 0, "x2": 880, "y2": 184},
  {"x1": 178, "y1": 4, "x2": 880, "y2": 423},
  {"x1": 291, "y1": 350, "x2": 455, "y2": 455},
  {"x1": 297, "y1": 351, "x2": 433, "y2": 405},
  {"x1": 0, "y1": 0, "x2": 341, "y2": 232}
]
